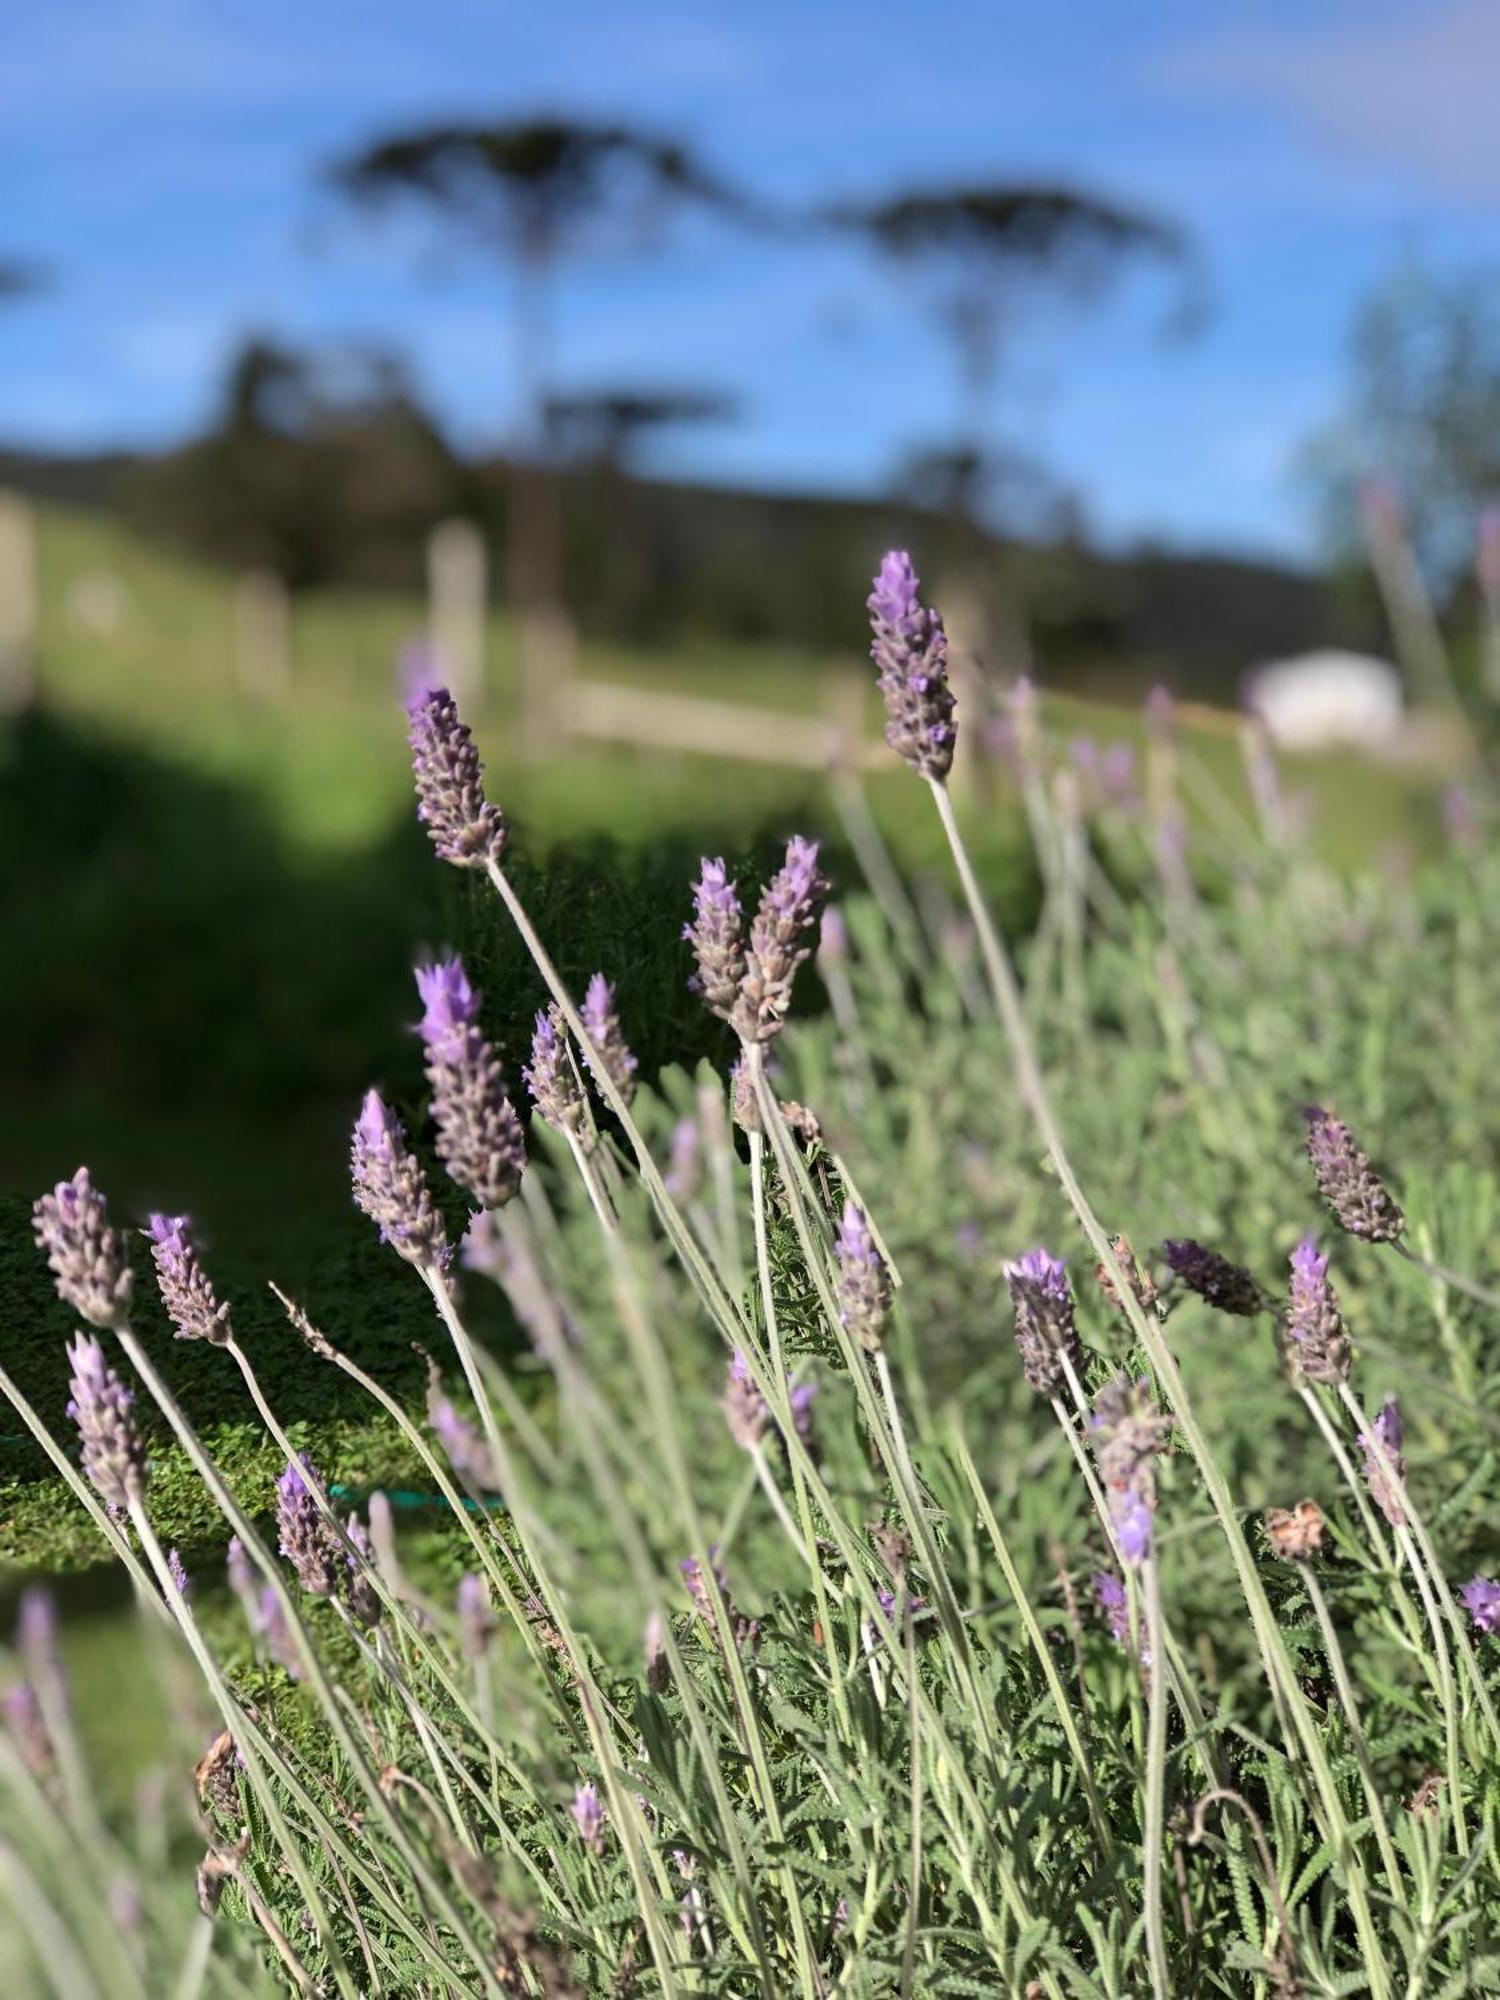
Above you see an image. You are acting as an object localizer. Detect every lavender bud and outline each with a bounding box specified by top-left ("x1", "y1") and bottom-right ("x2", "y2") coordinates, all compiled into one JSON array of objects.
[
  {"x1": 680, "y1": 1550, "x2": 757, "y2": 1648},
  {"x1": 1462, "y1": 1577, "x2": 1500, "y2": 1636},
  {"x1": 664, "y1": 1118, "x2": 701, "y2": 1203},
  {"x1": 836, "y1": 1201, "x2": 890, "y2": 1353},
  {"x1": 1093, "y1": 1571, "x2": 1130, "y2": 1648},
  {"x1": 1359, "y1": 1395, "x2": 1407, "y2": 1528},
  {"x1": 723, "y1": 1350, "x2": 816, "y2": 1453},
  {"x1": 4, "y1": 1681, "x2": 52, "y2": 1781},
  {"x1": 523, "y1": 1005, "x2": 586, "y2": 1132},
  {"x1": 145, "y1": 1214, "x2": 231, "y2": 1345},
  {"x1": 342, "y1": 1513, "x2": 382, "y2": 1628},
  {"x1": 817, "y1": 903, "x2": 848, "y2": 970},
  {"x1": 414, "y1": 956, "x2": 526, "y2": 1211},
  {"x1": 731, "y1": 837, "x2": 829, "y2": 1045},
  {"x1": 34, "y1": 1169, "x2": 132, "y2": 1328},
  {"x1": 167, "y1": 1547, "x2": 190, "y2": 1597},
  {"x1": 226, "y1": 1536, "x2": 256, "y2": 1607},
  {"x1": 407, "y1": 685, "x2": 507, "y2": 869},
  {"x1": 1303, "y1": 1107, "x2": 1404, "y2": 1243},
  {"x1": 644, "y1": 1610, "x2": 670, "y2": 1692},
  {"x1": 579, "y1": 972, "x2": 638, "y2": 1104},
  {"x1": 1091, "y1": 1374, "x2": 1170, "y2": 1568},
  {"x1": 570, "y1": 1781, "x2": 607, "y2": 1855},
  {"x1": 867, "y1": 551, "x2": 957, "y2": 781},
  {"x1": 427, "y1": 1372, "x2": 497, "y2": 1491},
  {"x1": 1284, "y1": 1237, "x2": 1349, "y2": 1384},
  {"x1": 65, "y1": 1333, "x2": 146, "y2": 1508},
  {"x1": 351, "y1": 1089, "x2": 449, "y2": 1269},
  {"x1": 253, "y1": 1586, "x2": 302, "y2": 1678},
  {"x1": 1162, "y1": 1239, "x2": 1264, "y2": 1317},
  {"x1": 457, "y1": 1573, "x2": 497, "y2": 1659},
  {"x1": 275, "y1": 1456, "x2": 341, "y2": 1598},
  {"x1": 1004, "y1": 1248, "x2": 1082, "y2": 1396},
  {"x1": 684, "y1": 858, "x2": 746, "y2": 1019}
]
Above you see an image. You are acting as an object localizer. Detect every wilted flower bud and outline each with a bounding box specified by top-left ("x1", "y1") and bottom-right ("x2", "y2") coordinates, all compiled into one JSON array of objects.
[
  {"x1": 523, "y1": 1005, "x2": 586, "y2": 1132},
  {"x1": 1264, "y1": 1499, "x2": 1326, "y2": 1562},
  {"x1": 1462, "y1": 1576, "x2": 1500, "y2": 1636},
  {"x1": 1359, "y1": 1395, "x2": 1407, "y2": 1528},
  {"x1": 34, "y1": 1169, "x2": 132, "y2": 1328},
  {"x1": 836, "y1": 1202, "x2": 889, "y2": 1354},
  {"x1": 1094, "y1": 1234, "x2": 1158, "y2": 1318},
  {"x1": 1284, "y1": 1237, "x2": 1350, "y2": 1384},
  {"x1": 414, "y1": 956, "x2": 526, "y2": 1211},
  {"x1": 731, "y1": 838, "x2": 829, "y2": 1045},
  {"x1": 351, "y1": 1090, "x2": 449, "y2": 1269},
  {"x1": 407, "y1": 685, "x2": 507, "y2": 869},
  {"x1": 65, "y1": 1332, "x2": 146, "y2": 1509},
  {"x1": 146, "y1": 1214, "x2": 231, "y2": 1346},
  {"x1": 579, "y1": 972, "x2": 638, "y2": 1104},
  {"x1": 571, "y1": 1781, "x2": 606, "y2": 1855},
  {"x1": 1162, "y1": 1239, "x2": 1264, "y2": 1317},
  {"x1": 1303, "y1": 1107, "x2": 1404, "y2": 1243},
  {"x1": 868, "y1": 551, "x2": 956, "y2": 781},
  {"x1": 684, "y1": 859, "x2": 746, "y2": 1020},
  {"x1": 275, "y1": 1456, "x2": 341, "y2": 1599},
  {"x1": 195, "y1": 1730, "x2": 241, "y2": 1820},
  {"x1": 1004, "y1": 1248, "x2": 1082, "y2": 1396}
]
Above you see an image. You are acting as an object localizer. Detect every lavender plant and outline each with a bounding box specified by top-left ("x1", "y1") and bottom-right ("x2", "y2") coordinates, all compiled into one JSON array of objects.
[{"x1": 6, "y1": 599, "x2": 1500, "y2": 2000}]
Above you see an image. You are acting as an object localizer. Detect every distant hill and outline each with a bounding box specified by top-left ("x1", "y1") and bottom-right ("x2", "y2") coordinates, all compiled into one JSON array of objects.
[{"x1": 0, "y1": 440, "x2": 1378, "y2": 704}]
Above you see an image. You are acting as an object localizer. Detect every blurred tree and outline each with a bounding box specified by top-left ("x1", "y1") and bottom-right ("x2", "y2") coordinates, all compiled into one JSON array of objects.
[
  {"x1": 546, "y1": 387, "x2": 736, "y2": 631},
  {"x1": 130, "y1": 336, "x2": 461, "y2": 588},
  {"x1": 324, "y1": 119, "x2": 752, "y2": 650},
  {"x1": 1307, "y1": 259, "x2": 1500, "y2": 590}
]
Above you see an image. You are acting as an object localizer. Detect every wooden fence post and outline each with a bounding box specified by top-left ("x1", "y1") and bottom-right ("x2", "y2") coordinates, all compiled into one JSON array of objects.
[
  {"x1": 0, "y1": 490, "x2": 38, "y2": 713},
  {"x1": 427, "y1": 519, "x2": 487, "y2": 707}
]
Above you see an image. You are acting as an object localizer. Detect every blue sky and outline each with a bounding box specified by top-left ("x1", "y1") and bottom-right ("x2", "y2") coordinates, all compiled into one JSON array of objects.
[{"x1": 4, "y1": 0, "x2": 1499, "y2": 562}]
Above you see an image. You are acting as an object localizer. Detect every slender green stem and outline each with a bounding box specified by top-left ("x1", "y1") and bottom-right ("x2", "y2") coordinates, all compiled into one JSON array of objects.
[
  {"x1": 1142, "y1": 1555, "x2": 1170, "y2": 2000},
  {"x1": 1392, "y1": 1239, "x2": 1500, "y2": 1316},
  {"x1": 1301, "y1": 1568, "x2": 1407, "y2": 1905}
]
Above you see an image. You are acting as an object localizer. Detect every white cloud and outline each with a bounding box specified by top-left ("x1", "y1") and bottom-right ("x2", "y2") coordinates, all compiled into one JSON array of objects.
[{"x1": 1153, "y1": 0, "x2": 1500, "y2": 203}]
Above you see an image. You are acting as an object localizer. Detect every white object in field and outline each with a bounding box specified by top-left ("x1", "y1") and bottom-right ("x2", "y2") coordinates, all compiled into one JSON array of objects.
[
  {"x1": 1243, "y1": 650, "x2": 1403, "y2": 751},
  {"x1": 427, "y1": 518, "x2": 487, "y2": 705},
  {"x1": 0, "y1": 489, "x2": 38, "y2": 712}
]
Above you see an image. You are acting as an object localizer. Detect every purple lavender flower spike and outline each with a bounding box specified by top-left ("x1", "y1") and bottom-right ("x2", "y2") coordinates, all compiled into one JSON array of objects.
[
  {"x1": 731, "y1": 837, "x2": 830, "y2": 1045},
  {"x1": 1093, "y1": 1571, "x2": 1130, "y2": 1648},
  {"x1": 34, "y1": 1169, "x2": 132, "y2": 1328},
  {"x1": 275, "y1": 1455, "x2": 341, "y2": 1598},
  {"x1": 680, "y1": 1549, "x2": 757, "y2": 1647},
  {"x1": 4, "y1": 1680, "x2": 52, "y2": 1780},
  {"x1": 65, "y1": 1332, "x2": 146, "y2": 1509},
  {"x1": 351, "y1": 1089, "x2": 449, "y2": 1268},
  {"x1": 413, "y1": 957, "x2": 526, "y2": 1211},
  {"x1": 1162, "y1": 1239, "x2": 1264, "y2": 1318},
  {"x1": 427, "y1": 1372, "x2": 498, "y2": 1491},
  {"x1": 818, "y1": 904, "x2": 848, "y2": 970},
  {"x1": 457, "y1": 1573, "x2": 497, "y2": 1659},
  {"x1": 684, "y1": 858, "x2": 746, "y2": 1020},
  {"x1": 723, "y1": 1349, "x2": 817, "y2": 1453},
  {"x1": 167, "y1": 1547, "x2": 190, "y2": 1597},
  {"x1": 1284, "y1": 1237, "x2": 1349, "y2": 1385},
  {"x1": 867, "y1": 550, "x2": 957, "y2": 781},
  {"x1": 836, "y1": 1201, "x2": 890, "y2": 1354},
  {"x1": 344, "y1": 1513, "x2": 382, "y2": 1628},
  {"x1": 571, "y1": 1780, "x2": 607, "y2": 1855},
  {"x1": 1359, "y1": 1395, "x2": 1407, "y2": 1528},
  {"x1": 226, "y1": 1536, "x2": 257, "y2": 1619},
  {"x1": 146, "y1": 1214, "x2": 231, "y2": 1346},
  {"x1": 1004, "y1": 1248, "x2": 1082, "y2": 1396},
  {"x1": 664, "y1": 1117, "x2": 701, "y2": 1203},
  {"x1": 523, "y1": 1005, "x2": 586, "y2": 1133},
  {"x1": 580, "y1": 972, "x2": 638, "y2": 1104},
  {"x1": 1304, "y1": 1106, "x2": 1405, "y2": 1243},
  {"x1": 1462, "y1": 1577, "x2": 1500, "y2": 1635},
  {"x1": 407, "y1": 684, "x2": 508, "y2": 869},
  {"x1": 1092, "y1": 1374, "x2": 1171, "y2": 1568},
  {"x1": 253, "y1": 1585, "x2": 302, "y2": 1679}
]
